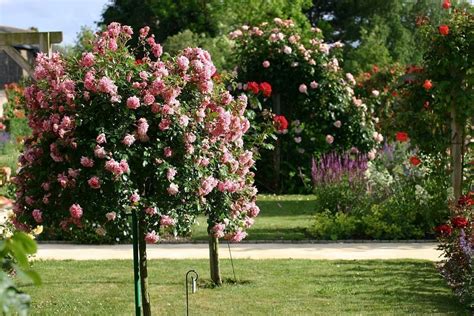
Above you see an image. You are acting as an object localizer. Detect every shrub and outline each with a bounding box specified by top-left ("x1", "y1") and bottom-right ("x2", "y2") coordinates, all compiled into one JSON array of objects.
[
  {"x1": 230, "y1": 18, "x2": 379, "y2": 193},
  {"x1": 436, "y1": 193, "x2": 473, "y2": 310},
  {"x1": 13, "y1": 23, "x2": 261, "y2": 245}
]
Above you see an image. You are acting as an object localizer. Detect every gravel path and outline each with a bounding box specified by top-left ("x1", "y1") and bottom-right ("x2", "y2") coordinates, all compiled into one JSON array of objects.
[{"x1": 36, "y1": 242, "x2": 442, "y2": 261}]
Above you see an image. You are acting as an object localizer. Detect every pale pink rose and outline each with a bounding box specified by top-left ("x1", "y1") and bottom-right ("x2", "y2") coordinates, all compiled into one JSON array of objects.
[
  {"x1": 167, "y1": 183, "x2": 179, "y2": 195},
  {"x1": 294, "y1": 136, "x2": 302, "y2": 143},
  {"x1": 143, "y1": 94, "x2": 155, "y2": 105},
  {"x1": 120, "y1": 159, "x2": 130, "y2": 173},
  {"x1": 122, "y1": 134, "x2": 136, "y2": 147},
  {"x1": 88, "y1": 176, "x2": 101, "y2": 189},
  {"x1": 326, "y1": 134, "x2": 334, "y2": 144},
  {"x1": 283, "y1": 46, "x2": 292, "y2": 54},
  {"x1": 262, "y1": 60, "x2": 270, "y2": 68},
  {"x1": 167, "y1": 168, "x2": 177, "y2": 181},
  {"x1": 227, "y1": 229, "x2": 247, "y2": 242},
  {"x1": 177, "y1": 56, "x2": 190, "y2": 71},
  {"x1": 96, "y1": 133, "x2": 106, "y2": 144},
  {"x1": 41, "y1": 182, "x2": 51, "y2": 191},
  {"x1": 334, "y1": 120, "x2": 342, "y2": 128},
  {"x1": 32, "y1": 209, "x2": 43, "y2": 223},
  {"x1": 145, "y1": 207, "x2": 157, "y2": 216},
  {"x1": 179, "y1": 115, "x2": 189, "y2": 127},
  {"x1": 212, "y1": 223, "x2": 226, "y2": 238},
  {"x1": 164, "y1": 147, "x2": 173, "y2": 157},
  {"x1": 94, "y1": 145, "x2": 107, "y2": 159},
  {"x1": 352, "y1": 97, "x2": 363, "y2": 107},
  {"x1": 126, "y1": 96, "x2": 141, "y2": 109},
  {"x1": 160, "y1": 215, "x2": 175, "y2": 227},
  {"x1": 80, "y1": 52, "x2": 95, "y2": 67},
  {"x1": 185, "y1": 133, "x2": 196, "y2": 143},
  {"x1": 106, "y1": 211, "x2": 116, "y2": 221},
  {"x1": 130, "y1": 193, "x2": 140, "y2": 204},
  {"x1": 145, "y1": 231, "x2": 159, "y2": 244},
  {"x1": 159, "y1": 119, "x2": 171, "y2": 131},
  {"x1": 372, "y1": 90, "x2": 380, "y2": 97},
  {"x1": 310, "y1": 81, "x2": 319, "y2": 89},
  {"x1": 299, "y1": 84, "x2": 308, "y2": 94},
  {"x1": 368, "y1": 149, "x2": 377, "y2": 160},
  {"x1": 69, "y1": 204, "x2": 83, "y2": 219}
]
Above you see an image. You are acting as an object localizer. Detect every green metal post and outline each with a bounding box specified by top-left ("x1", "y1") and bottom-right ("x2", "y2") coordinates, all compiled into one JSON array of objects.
[{"x1": 132, "y1": 211, "x2": 142, "y2": 316}]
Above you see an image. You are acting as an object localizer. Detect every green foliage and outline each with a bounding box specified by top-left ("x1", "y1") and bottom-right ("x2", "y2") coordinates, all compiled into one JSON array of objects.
[
  {"x1": 0, "y1": 230, "x2": 41, "y2": 316},
  {"x1": 309, "y1": 142, "x2": 450, "y2": 240}
]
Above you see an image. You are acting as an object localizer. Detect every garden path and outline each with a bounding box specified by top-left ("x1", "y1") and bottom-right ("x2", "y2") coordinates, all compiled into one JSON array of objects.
[{"x1": 36, "y1": 242, "x2": 441, "y2": 261}]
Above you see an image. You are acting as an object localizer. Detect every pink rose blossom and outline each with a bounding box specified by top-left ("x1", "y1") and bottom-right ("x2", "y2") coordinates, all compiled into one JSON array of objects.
[
  {"x1": 96, "y1": 133, "x2": 107, "y2": 144},
  {"x1": 80, "y1": 52, "x2": 95, "y2": 67},
  {"x1": 310, "y1": 81, "x2": 319, "y2": 89},
  {"x1": 283, "y1": 46, "x2": 292, "y2": 54},
  {"x1": 94, "y1": 145, "x2": 107, "y2": 159},
  {"x1": 143, "y1": 94, "x2": 155, "y2": 105},
  {"x1": 69, "y1": 204, "x2": 83, "y2": 219},
  {"x1": 145, "y1": 231, "x2": 159, "y2": 244},
  {"x1": 130, "y1": 193, "x2": 140, "y2": 204},
  {"x1": 160, "y1": 215, "x2": 175, "y2": 227},
  {"x1": 298, "y1": 84, "x2": 308, "y2": 94},
  {"x1": 212, "y1": 223, "x2": 226, "y2": 238},
  {"x1": 106, "y1": 211, "x2": 116, "y2": 221},
  {"x1": 126, "y1": 96, "x2": 141, "y2": 109},
  {"x1": 122, "y1": 134, "x2": 136, "y2": 147},
  {"x1": 262, "y1": 60, "x2": 270, "y2": 68},
  {"x1": 227, "y1": 229, "x2": 247, "y2": 242},
  {"x1": 88, "y1": 176, "x2": 101, "y2": 189},
  {"x1": 167, "y1": 183, "x2": 179, "y2": 195},
  {"x1": 164, "y1": 147, "x2": 173, "y2": 157},
  {"x1": 326, "y1": 134, "x2": 334, "y2": 144},
  {"x1": 145, "y1": 207, "x2": 157, "y2": 216},
  {"x1": 334, "y1": 120, "x2": 342, "y2": 128},
  {"x1": 167, "y1": 168, "x2": 177, "y2": 181},
  {"x1": 32, "y1": 209, "x2": 43, "y2": 223}
]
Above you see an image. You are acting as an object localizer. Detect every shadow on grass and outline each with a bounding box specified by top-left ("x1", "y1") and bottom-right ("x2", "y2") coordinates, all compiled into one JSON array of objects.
[{"x1": 198, "y1": 278, "x2": 252, "y2": 289}]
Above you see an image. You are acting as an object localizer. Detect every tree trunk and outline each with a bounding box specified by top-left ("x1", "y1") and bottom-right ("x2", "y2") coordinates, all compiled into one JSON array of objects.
[
  {"x1": 272, "y1": 93, "x2": 281, "y2": 193},
  {"x1": 450, "y1": 105, "x2": 463, "y2": 200},
  {"x1": 138, "y1": 217, "x2": 152, "y2": 316},
  {"x1": 209, "y1": 236, "x2": 222, "y2": 286}
]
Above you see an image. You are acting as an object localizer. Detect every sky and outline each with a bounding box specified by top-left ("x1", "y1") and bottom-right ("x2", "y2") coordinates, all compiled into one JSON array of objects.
[{"x1": 0, "y1": 0, "x2": 110, "y2": 46}]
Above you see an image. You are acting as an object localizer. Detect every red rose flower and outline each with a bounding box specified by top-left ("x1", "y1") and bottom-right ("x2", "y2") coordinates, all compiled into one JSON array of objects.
[
  {"x1": 442, "y1": 0, "x2": 451, "y2": 9},
  {"x1": 246, "y1": 82, "x2": 260, "y2": 95},
  {"x1": 422, "y1": 80, "x2": 433, "y2": 90},
  {"x1": 273, "y1": 115, "x2": 288, "y2": 132},
  {"x1": 458, "y1": 193, "x2": 474, "y2": 207},
  {"x1": 396, "y1": 132, "x2": 409, "y2": 142},
  {"x1": 438, "y1": 25, "x2": 449, "y2": 36},
  {"x1": 259, "y1": 82, "x2": 272, "y2": 97},
  {"x1": 409, "y1": 156, "x2": 421, "y2": 166},
  {"x1": 435, "y1": 224, "x2": 452, "y2": 236},
  {"x1": 135, "y1": 59, "x2": 144, "y2": 65},
  {"x1": 451, "y1": 216, "x2": 469, "y2": 229}
]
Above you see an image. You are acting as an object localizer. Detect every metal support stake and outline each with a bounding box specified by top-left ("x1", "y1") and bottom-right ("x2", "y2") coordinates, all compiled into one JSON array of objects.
[
  {"x1": 185, "y1": 270, "x2": 199, "y2": 316},
  {"x1": 227, "y1": 241, "x2": 237, "y2": 282},
  {"x1": 132, "y1": 211, "x2": 142, "y2": 316}
]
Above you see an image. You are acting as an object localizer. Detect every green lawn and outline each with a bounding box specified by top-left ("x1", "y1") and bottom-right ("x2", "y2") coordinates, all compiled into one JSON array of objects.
[
  {"x1": 191, "y1": 195, "x2": 316, "y2": 240},
  {"x1": 21, "y1": 259, "x2": 467, "y2": 315}
]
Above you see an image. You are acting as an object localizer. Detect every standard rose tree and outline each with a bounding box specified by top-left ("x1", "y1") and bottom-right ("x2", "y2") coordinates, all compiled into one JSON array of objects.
[
  {"x1": 231, "y1": 18, "x2": 379, "y2": 192},
  {"x1": 13, "y1": 23, "x2": 260, "y2": 315}
]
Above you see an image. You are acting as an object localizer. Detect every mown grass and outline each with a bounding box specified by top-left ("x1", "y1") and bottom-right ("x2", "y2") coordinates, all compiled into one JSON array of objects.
[
  {"x1": 20, "y1": 259, "x2": 467, "y2": 315},
  {"x1": 191, "y1": 194, "x2": 317, "y2": 240}
]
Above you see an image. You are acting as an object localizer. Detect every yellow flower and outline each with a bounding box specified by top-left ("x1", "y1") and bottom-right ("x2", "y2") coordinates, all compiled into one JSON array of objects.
[{"x1": 32, "y1": 225, "x2": 43, "y2": 235}]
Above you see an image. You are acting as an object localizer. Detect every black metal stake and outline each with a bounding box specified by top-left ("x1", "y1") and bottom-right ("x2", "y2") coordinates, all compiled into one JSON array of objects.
[
  {"x1": 227, "y1": 241, "x2": 237, "y2": 282},
  {"x1": 131, "y1": 211, "x2": 142, "y2": 316},
  {"x1": 185, "y1": 270, "x2": 199, "y2": 316}
]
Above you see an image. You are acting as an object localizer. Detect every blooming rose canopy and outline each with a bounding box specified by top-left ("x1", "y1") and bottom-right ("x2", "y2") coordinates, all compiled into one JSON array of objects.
[{"x1": 13, "y1": 23, "x2": 259, "y2": 243}]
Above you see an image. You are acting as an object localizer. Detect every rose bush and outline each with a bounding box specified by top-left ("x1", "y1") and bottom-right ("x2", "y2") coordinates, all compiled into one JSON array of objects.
[
  {"x1": 436, "y1": 193, "x2": 473, "y2": 310},
  {"x1": 13, "y1": 23, "x2": 261, "y2": 247},
  {"x1": 230, "y1": 18, "x2": 379, "y2": 193}
]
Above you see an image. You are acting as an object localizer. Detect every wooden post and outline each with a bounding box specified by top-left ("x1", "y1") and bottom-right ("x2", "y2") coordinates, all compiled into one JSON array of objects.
[
  {"x1": 209, "y1": 236, "x2": 222, "y2": 286},
  {"x1": 138, "y1": 217, "x2": 152, "y2": 316},
  {"x1": 450, "y1": 104, "x2": 463, "y2": 200}
]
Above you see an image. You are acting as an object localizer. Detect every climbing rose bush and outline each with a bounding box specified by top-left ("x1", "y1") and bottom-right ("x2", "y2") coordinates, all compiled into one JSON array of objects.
[
  {"x1": 13, "y1": 23, "x2": 259, "y2": 243},
  {"x1": 230, "y1": 18, "x2": 379, "y2": 192}
]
